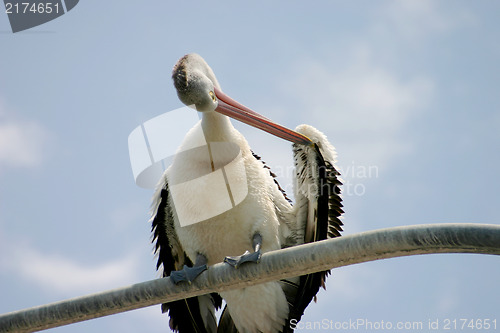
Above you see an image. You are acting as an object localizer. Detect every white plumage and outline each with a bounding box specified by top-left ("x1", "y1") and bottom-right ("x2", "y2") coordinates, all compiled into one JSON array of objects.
[{"x1": 150, "y1": 54, "x2": 343, "y2": 333}]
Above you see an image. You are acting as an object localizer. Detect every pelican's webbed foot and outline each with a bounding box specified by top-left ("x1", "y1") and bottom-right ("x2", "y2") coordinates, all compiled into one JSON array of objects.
[
  {"x1": 170, "y1": 253, "x2": 208, "y2": 285},
  {"x1": 224, "y1": 250, "x2": 261, "y2": 268},
  {"x1": 170, "y1": 264, "x2": 207, "y2": 284},
  {"x1": 224, "y1": 233, "x2": 262, "y2": 269}
]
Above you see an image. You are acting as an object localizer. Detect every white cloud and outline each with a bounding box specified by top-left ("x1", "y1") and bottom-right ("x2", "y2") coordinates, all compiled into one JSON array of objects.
[
  {"x1": 0, "y1": 103, "x2": 50, "y2": 170},
  {"x1": 378, "y1": 0, "x2": 476, "y2": 43},
  {"x1": 282, "y1": 55, "x2": 434, "y2": 169},
  {"x1": 272, "y1": 0, "x2": 477, "y2": 173},
  {"x1": 0, "y1": 237, "x2": 141, "y2": 295}
]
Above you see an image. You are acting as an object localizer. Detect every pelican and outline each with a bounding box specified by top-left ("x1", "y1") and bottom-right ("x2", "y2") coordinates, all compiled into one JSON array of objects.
[{"x1": 150, "y1": 53, "x2": 343, "y2": 333}]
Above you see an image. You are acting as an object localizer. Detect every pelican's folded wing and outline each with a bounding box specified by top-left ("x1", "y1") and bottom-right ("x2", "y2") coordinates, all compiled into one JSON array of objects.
[
  {"x1": 151, "y1": 175, "x2": 222, "y2": 333},
  {"x1": 285, "y1": 124, "x2": 344, "y2": 330}
]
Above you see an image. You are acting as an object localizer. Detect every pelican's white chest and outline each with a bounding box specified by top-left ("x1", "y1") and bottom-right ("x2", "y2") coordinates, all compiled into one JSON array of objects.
[{"x1": 167, "y1": 121, "x2": 281, "y2": 265}]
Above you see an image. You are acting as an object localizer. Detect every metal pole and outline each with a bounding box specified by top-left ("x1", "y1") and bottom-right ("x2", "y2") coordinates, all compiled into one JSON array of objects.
[{"x1": 1, "y1": 223, "x2": 499, "y2": 332}]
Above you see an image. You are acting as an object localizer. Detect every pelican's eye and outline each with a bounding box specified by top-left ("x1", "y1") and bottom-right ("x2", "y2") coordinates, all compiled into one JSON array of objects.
[{"x1": 209, "y1": 90, "x2": 217, "y2": 103}]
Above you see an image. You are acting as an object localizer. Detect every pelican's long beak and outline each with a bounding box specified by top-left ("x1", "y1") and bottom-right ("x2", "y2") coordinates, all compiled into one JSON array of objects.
[{"x1": 214, "y1": 87, "x2": 313, "y2": 146}]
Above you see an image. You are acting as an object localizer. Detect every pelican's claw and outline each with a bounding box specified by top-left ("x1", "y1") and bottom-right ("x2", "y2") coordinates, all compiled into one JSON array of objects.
[
  {"x1": 224, "y1": 249, "x2": 262, "y2": 269},
  {"x1": 170, "y1": 264, "x2": 207, "y2": 284}
]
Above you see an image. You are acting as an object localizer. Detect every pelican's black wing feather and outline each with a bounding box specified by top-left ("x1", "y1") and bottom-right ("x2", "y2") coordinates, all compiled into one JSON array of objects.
[
  {"x1": 283, "y1": 128, "x2": 343, "y2": 332},
  {"x1": 151, "y1": 182, "x2": 222, "y2": 333}
]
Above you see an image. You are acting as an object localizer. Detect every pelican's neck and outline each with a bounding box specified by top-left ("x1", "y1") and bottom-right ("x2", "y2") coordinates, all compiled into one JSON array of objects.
[{"x1": 201, "y1": 111, "x2": 235, "y2": 142}]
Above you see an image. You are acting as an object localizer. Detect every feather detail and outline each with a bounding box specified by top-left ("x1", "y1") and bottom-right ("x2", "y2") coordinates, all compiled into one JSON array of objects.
[
  {"x1": 251, "y1": 150, "x2": 292, "y2": 204},
  {"x1": 281, "y1": 124, "x2": 343, "y2": 330},
  {"x1": 151, "y1": 177, "x2": 222, "y2": 333}
]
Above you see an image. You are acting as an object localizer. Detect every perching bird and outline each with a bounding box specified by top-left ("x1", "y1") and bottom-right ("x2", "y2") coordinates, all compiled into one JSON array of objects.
[{"x1": 150, "y1": 53, "x2": 343, "y2": 333}]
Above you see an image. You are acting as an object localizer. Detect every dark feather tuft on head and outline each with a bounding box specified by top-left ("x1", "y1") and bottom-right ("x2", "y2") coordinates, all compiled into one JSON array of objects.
[{"x1": 172, "y1": 55, "x2": 189, "y2": 93}]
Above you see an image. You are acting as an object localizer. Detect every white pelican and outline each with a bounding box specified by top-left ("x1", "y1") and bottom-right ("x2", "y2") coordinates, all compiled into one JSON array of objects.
[{"x1": 150, "y1": 54, "x2": 343, "y2": 333}]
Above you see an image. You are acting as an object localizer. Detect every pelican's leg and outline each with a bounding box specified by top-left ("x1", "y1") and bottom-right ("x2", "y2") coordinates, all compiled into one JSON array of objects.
[
  {"x1": 170, "y1": 253, "x2": 208, "y2": 284},
  {"x1": 224, "y1": 233, "x2": 262, "y2": 269}
]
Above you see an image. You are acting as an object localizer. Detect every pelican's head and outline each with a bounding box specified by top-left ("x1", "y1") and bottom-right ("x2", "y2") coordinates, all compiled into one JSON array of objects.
[
  {"x1": 172, "y1": 53, "x2": 313, "y2": 146},
  {"x1": 172, "y1": 53, "x2": 220, "y2": 112}
]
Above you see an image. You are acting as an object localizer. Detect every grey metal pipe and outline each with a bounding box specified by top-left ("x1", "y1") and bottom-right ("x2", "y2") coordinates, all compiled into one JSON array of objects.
[{"x1": 1, "y1": 223, "x2": 499, "y2": 332}]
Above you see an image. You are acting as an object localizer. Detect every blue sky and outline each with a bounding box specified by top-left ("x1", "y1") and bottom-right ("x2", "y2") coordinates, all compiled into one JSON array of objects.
[{"x1": 0, "y1": 1, "x2": 499, "y2": 332}]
